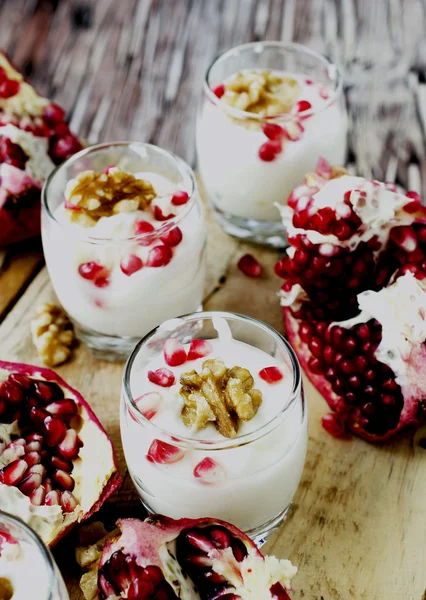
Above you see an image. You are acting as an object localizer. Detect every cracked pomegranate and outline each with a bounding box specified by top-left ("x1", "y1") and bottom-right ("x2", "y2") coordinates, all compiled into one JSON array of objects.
[
  {"x1": 0, "y1": 361, "x2": 120, "y2": 546},
  {"x1": 276, "y1": 158, "x2": 426, "y2": 441},
  {"x1": 0, "y1": 52, "x2": 82, "y2": 246},
  {"x1": 79, "y1": 516, "x2": 296, "y2": 600}
]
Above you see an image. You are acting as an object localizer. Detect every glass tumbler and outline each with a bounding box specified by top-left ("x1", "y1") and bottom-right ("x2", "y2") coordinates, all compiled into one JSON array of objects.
[
  {"x1": 42, "y1": 142, "x2": 206, "y2": 361},
  {"x1": 196, "y1": 41, "x2": 347, "y2": 247},
  {"x1": 0, "y1": 511, "x2": 69, "y2": 599},
  {"x1": 120, "y1": 311, "x2": 308, "y2": 545}
]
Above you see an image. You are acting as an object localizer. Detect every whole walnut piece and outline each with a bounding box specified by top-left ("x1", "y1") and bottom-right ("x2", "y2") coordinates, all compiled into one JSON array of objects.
[
  {"x1": 31, "y1": 303, "x2": 75, "y2": 366},
  {"x1": 180, "y1": 358, "x2": 262, "y2": 438}
]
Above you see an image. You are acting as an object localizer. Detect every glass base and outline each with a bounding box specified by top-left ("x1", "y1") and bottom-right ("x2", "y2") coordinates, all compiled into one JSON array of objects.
[
  {"x1": 212, "y1": 204, "x2": 288, "y2": 249},
  {"x1": 74, "y1": 324, "x2": 139, "y2": 362},
  {"x1": 138, "y1": 494, "x2": 292, "y2": 548}
]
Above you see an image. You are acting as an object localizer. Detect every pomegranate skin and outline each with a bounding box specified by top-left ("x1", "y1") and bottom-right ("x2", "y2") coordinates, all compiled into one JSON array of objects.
[
  {"x1": 91, "y1": 515, "x2": 295, "y2": 600},
  {"x1": 0, "y1": 361, "x2": 121, "y2": 546}
]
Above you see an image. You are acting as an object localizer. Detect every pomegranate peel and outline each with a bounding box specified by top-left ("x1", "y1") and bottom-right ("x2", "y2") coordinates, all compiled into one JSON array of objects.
[
  {"x1": 277, "y1": 159, "x2": 426, "y2": 441},
  {"x1": 77, "y1": 516, "x2": 297, "y2": 600},
  {"x1": 0, "y1": 361, "x2": 120, "y2": 546}
]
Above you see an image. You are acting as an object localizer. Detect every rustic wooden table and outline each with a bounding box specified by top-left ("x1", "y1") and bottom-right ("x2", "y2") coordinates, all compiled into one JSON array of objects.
[{"x1": 1, "y1": 1, "x2": 426, "y2": 599}]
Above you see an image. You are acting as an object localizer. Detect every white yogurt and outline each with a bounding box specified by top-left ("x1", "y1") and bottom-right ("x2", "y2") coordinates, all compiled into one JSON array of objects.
[
  {"x1": 0, "y1": 532, "x2": 69, "y2": 600},
  {"x1": 196, "y1": 73, "x2": 347, "y2": 222},
  {"x1": 42, "y1": 171, "x2": 206, "y2": 339},
  {"x1": 121, "y1": 319, "x2": 307, "y2": 533}
]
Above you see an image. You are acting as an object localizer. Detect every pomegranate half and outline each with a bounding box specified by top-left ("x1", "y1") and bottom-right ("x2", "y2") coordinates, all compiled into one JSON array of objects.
[
  {"x1": 0, "y1": 52, "x2": 82, "y2": 246},
  {"x1": 276, "y1": 158, "x2": 426, "y2": 441},
  {"x1": 77, "y1": 515, "x2": 296, "y2": 600},
  {"x1": 0, "y1": 361, "x2": 121, "y2": 546}
]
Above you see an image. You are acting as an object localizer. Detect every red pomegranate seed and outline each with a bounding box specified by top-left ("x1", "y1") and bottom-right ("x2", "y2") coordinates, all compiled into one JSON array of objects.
[
  {"x1": 135, "y1": 220, "x2": 156, "y2": 246},
  {"x1": 193, "y1": 457, "x2": 226, "y2": 484},
  {"x1": 259, "y1": 366, "x2": 284, "y2": 384},
  {"x1": 146, "y1": 440, "x2": 185, "y2": 464},
  {"x1": 1, "y1": 381, "x2": 24, "y2": 403},
  {"x1": 128, "y1": 579, "x2": 155, "y2": 599},
  {"x1": 262, "y1": 123, "x2": 285, "y2": 140},
  {"x1": 147, "y1": 368, "x2": 175, "y2": 387},
  {"x1": 163, "y1": 339, "x2": 187, "y2": 366},
  {"x1": 390, "y1": 225, "x2": 418, "y2": 253},
  {"x1": 186, "y1": 531, "x2": 214, "y2": 553},
  {"x1": 160, "y1": 227, "x2": 183, "y2": 247},
  {"x1": 19, "y1": 473, "x2": 42, "y2": 496},
  {"x1": 51, "y1": 455, "x2": 73, "y2": 472},
  {"x1": 146, "y1": 245, "x2": 173, "y2": 267},
  {"x1": 57, "y1": 429, "x2": 79, "y2": 460},
  {"x1": 153, "y1": 205, "x2": 174, "y2": 221},
  {"x1": 121, "y1": 254, "x2": 143, "y2": 276},
  {"x1": 9, "y1": 373, "x2": 32, "y2": 390},
  {"x1": 44, "y1": 416, "x2": 67, "y2": 447},
  {"x1": 45, "y1": 399, "x2": 77, "y2": 419},
  {"x1": 0, "y1": 459, "x2": 28, "y2": 485},
  {"x1": 321, "y1": 413, "x2": 348, "y2": 438},
  {"x1": 50, "y1": 134, "x2": 82, "y2": 162},
  {"x1": 28, "y1": 464, "x2": 46, "y2": 477},
  {"x1": 24, "y1": 452, "x2": 41, "y2": 467},
  {"x1": 30, "y1": 485, "x2": 46, "y2": 506},
  {"x1": 0, "y1": 78, "x2": 20, "y2": 98},
  {"x1": 33, "y1": 381, "x2": 64, "y2": 403},
  {"x1": 61, "y1": 490, "x2": 78, "y2": 513},
  {"x1": 30, "y1": 406, "x2": 49, "y2": 426},
  {"x1": 78, "y1": 262, "x2": 105, "y2": 281},
  {"x1": 237, "y1": 254, "x2": 263, "y2": 278},
  {"x1": 95, "y1": 277, "x2": 110, "y2": 288},
  {"x1": 258, "y1": 141, "x2": 279, "y2": 161},
  {"x1": 296, "y1": 100, "x2": 312, "y2": 114},
  {"x1": 53, "y1": 469, "x2": 75, "y2": 491},
  {"x1": 135, "y1": 392, "x2": 163, "y2": 420},
  {"x1": 187, "y1": 339, "x2": 213, "y2": 361},
  {"x1": 213, "y1": 84, "x2": 225, "y2": 98},
  {"x1": 171, "y1": 190, "x2": 189, "y2": 206},
  {"x1": 403, "y1": 200, "x2": 421, "y2": 214},
  {"x1": 308, "y1": 357, "x2": 324, "y2": 374},
  {"x1": 45, "y1": 490, "x2": 60, "y2": 506},
  {"x1": 25, "y1": 441, "x2": 42, "y2": 453},
  {"x1": 44, "y1": 478, "x2": 53, "y2": 493},
  {"x1": 44, "y1": 102, "x2": 65, "y2": 122}
]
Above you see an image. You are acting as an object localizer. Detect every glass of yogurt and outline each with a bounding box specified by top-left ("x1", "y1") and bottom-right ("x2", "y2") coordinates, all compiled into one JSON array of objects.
[
  {"x1": 0, "y1": 511, "x2": 69, "y2": 599},
  {"x1": 121, "y1": 311, "x2": 308, "y2": 545},
  {"x1": 196, "y1": 41, "x2": 348, "y2": 247},
  {"x1": 42, "y1": 142, "x2": 206, "y2": 360}
]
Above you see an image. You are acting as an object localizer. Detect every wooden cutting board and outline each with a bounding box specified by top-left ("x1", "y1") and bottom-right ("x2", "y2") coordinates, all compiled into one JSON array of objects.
[{"x1": 0, "y1": 195, "x2": 425, "y2": 600}]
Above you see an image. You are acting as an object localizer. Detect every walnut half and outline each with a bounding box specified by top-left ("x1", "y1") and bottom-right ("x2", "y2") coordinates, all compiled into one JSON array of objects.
[
  {"x1": 179, "y1": 358, "x2": 262, "y2": 438},
  {"x1": 31, "y1": 303, "x2": 74, "y2": 367}
]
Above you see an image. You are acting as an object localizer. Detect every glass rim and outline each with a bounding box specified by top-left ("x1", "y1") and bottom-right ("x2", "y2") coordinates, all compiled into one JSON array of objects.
[
  {"x1": 203, "y1": 40, "x2": 343, "y2": 121},
  {"x1": 0, "y1": 511, "x2": 57, "y2": 600},
  {"x1": 122, "y1": 310, "x2": 302, "y2": 450},
  {"x1": 41, "y1": 141, "x2": 197, "y2": 245}
]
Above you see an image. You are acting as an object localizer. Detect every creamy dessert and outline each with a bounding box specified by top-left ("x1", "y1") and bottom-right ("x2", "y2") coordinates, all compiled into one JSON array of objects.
[
  {"x1": 42, "y1": 147, "x2": 206, "y2": 358},
  {"x1": 0, "y1": 516, "x2": 69, "y2": 599},
  {"x1": 197, "y1": 69, "x2": 347, "y2": 224},
  {"x1": 121, "y1": 314, "x2": 307, "y2": 538}
]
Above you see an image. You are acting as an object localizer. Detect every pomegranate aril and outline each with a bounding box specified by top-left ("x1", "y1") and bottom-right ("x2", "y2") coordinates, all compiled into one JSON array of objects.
[
  {"x1": 30, "y1": 485, "x2": 46, "y2": 506},
  {"x1": 19, "y1": 472, "x2": 42, "y2": 496},
  {"x1": 164, "y1": 339, "x2": 187, "y2": 367},
  {"x1": 186, "y1": 530, "x2": 214, "y2": 553},
  {"x1": 51, "y1": 455, "x2": 73, "y2": 472},
  {"x1": 154, "y1": 205, "x2": 174, "y2": 221},
  {"x1": 53, "y1": 469, "x2": 75, "y2": 491},
  {"x1": 57, "y1": 428, "x2": 80, "y2": 460},
  {"x1": 148, "y1": 368, "x2": 175, "y2": 387},
  {"x1": 262, "y1": 122, "x2": 284, "y2": 140},
  {"x1": 78, "y1": 261, "x2": 105, "y2": 281},
  {"x1": 187, "y1": 339, "x2": 213, "y2": 361},
  {"x1": 136, "y1": 392, "x2": 163, "y2": 421},
  {"x1": 44, "y1": 478, "x2": 53, "y2": 494},
  {"x1": 259, "y1": 366, "x2": 284, "y2": 384},
  {"x1": 258, "y1": 141, "x2": 279, "y2": 161},
  {"x1": 0, "y1": 78, "x2": 20, "y2": 98},
  {"x1": 0, "y1": 459, "x2": 28, "y2": 485},
  {"x1": 147, "y1": 245, "x2": 173, "y2": 267},
  {"x1": 121, "y1": 254, "x2": 143, "y2": 276},
  {"x1": 160, "y1": 227, "x2": 183, "y2": 247},
  {"x1": 44, "y1": 416, "x2": 67, "y2": 446},
  {"x1": 135, "y1": 220, "x2": 156, "y2": 245},
  {"x1": 212, "y1": 84, "x2": 225, "y2": 99},
  {"x1": 0, "y1": 381, "x2": 24, "y2": 403},
  {"x1": 128, "y1": 578, "x2": 155, "y2": 599},
  {"x1": 25, "y1": 441, "x2": 42, "y2": 452},
  {"x1": 296, "y1": 99, "x2": 312, "y2": 113},
  {"x1": 95, "y1": 277, "x2": 110, "y2": 288},
  {"x1": 309, "y1": 337, "x2": 323, "y2": 358},
  {"x1": 28, "y1": 464, "x2": 46, "y2": 477},
  {"x1": 171, "y1": 190, "x2": 189, "y2": 206},
  {"x1": 308, "y1": 357, "x2": 324, "y2": 374},
  {"x1": 45, "y1": 490, "x2": 60, "y2": 506},
  {"x1": 32, "y1": 381, "x2": 64, "y2": 403},
  {"x1": 321, "y1": 413, "x2": 347, "y2": 438},
  {"x1": 44, "y1": 103, "x2": 65, "y2": 122},
  {"x1": 238, "y1": 254, "x2": 263, "y2": 278},
  {"x1": 45, "y1": 398, "x2": 77, "y2": 419},
  {"x1": 390, "y1": 225, "x2": 418, "y2": 253},
  {"x1": 146, "y1": 439, "x2": 185, "y2": 464},
  {"x1": 193, "y1": 457, "x2": 226, "y2": 484},
  {"x1": 30, "y1": 406, "x2": 49, "y2": 427}
]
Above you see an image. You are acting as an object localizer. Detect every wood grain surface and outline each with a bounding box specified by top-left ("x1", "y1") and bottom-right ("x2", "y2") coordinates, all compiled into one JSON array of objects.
[{"x1": 0, "y1": 1, "x2": 426, "y2": 599}]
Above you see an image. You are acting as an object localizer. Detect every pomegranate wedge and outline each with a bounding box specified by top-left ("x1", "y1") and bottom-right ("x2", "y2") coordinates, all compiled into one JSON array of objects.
[
  {"x1": 0, "y1": 361, "x2": 120, "y2": 546},
  {"x1": 276, "y1": 158, "x2": 426, "y2": 441},
  {"x1": 77, "y1": 515, "x2": 297, "y2": 600}
]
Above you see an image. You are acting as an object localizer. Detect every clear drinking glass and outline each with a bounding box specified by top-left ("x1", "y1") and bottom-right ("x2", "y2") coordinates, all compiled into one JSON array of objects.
[
  {"x1": 0, "y1": 512, "x2": 69, "y2": 600},
  {"x1": 196, "y1": 41, "x2": 347, "y2": 247},
  {"x1": 42, "y1": 142, "x2": 206, "y2": 361},
  {"x1": 120, "y1": 311, "x2": 308, "y2": 545}
]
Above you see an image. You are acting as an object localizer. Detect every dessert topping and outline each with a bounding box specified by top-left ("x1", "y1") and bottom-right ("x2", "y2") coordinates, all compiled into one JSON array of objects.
[
  {"x1": 30, "y1": 303, "x2": 74, "y2": 367},
  {"x1": 220, "y1": 70, "x2": 300, "y2": 117},
  {"x1": 180, "y1": 358, "x2": 262, "y2": 438},
  {"x1": 64, "y1": 167, "x2": 156, "y2": 226}
]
